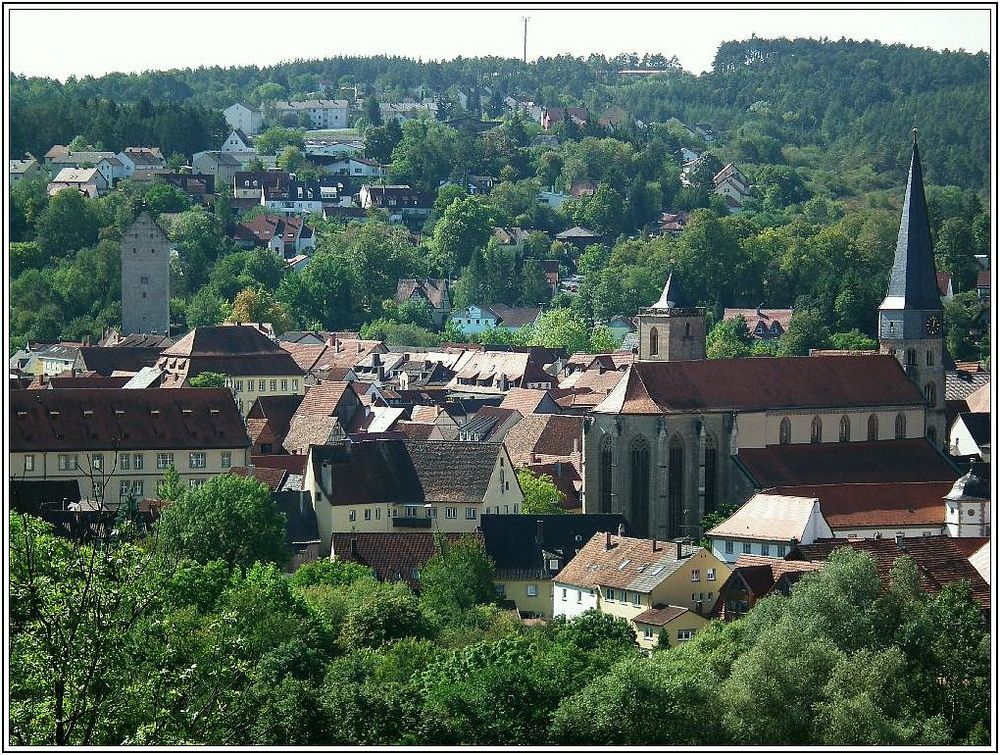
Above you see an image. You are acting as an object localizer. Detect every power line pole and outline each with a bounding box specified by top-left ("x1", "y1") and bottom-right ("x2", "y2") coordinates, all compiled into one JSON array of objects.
[{"x1": 522, "y1": 16, "x2": 529, "y2": 64}]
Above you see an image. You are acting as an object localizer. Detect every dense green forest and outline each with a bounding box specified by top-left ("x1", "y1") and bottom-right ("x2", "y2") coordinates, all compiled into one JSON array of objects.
[
  {"x1": 10, "y1": 474, "x2": 990, "y2": 746},
  {"x1": 8, "y1": 37, "x2": 990, "y2": 360}
]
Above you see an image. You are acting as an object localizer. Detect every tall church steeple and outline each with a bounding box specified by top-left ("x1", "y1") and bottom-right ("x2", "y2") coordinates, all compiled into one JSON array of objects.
[
  {"x1": 878, "y1": 130, "x2": 946, "y2": 445},
  {"x1": 637, "y1": 272, "x2": 706, "y2": 361}
]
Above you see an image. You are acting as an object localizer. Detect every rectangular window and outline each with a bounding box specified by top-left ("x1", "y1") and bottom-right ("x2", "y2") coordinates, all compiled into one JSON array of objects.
[
  {"x1": 235, "y1": 380, "x2": 244, "y2": 392},
  {"x1": 632, "y1": 592, "x2": 641, "y2": 606},
  {"x1": 364, "y1": 509, "x2": 371, "y2": 520},
  {"x1": 577, "y1": 590, "x2": 582, "y2": 603},
  {"x1": 269, "y1": 379, "x2": 277, "y2": 391},
  {"x1": 93, "y1": 481, "x2": 103, "y2": 499},
  {"x1": 375, "y1": 508, "x2": 380, "y2": 520},
  {"x1": 561, "y1": 588, "x2": 567, "y2": 601},
  {"x1": 91, "y1": 453, "x2": 104, "y2": 470},
  {"x1": 677, "y1": 629, "x2": 693, "y2": 642},
  {"x1": 188, "y1": 479, "x2": 205, "y2": 488},
  {"x1": 707, "y1": 569, "x2": 716, "y2": 581},
  {"x1": 258, "y1": 380, "x2": 266, "y2": 392},
  {"x1": 157, "y1": 453, "x2": 174, "y2": 469},
  {"x1": 292, "y1": 379, "x2": 299, "y2": 391},
  {"x1": 724, "y1": 540, "x2": 733, "y2": 554},
  {"x1": 606, "y1": 588, "x2": 615, "y2": 602},
  {"x1": 281, "y1": 379, "x2": 288, "y2": 390},
  {"x1": 527, "y1": 584, "x2": 538, "y2": 597},
  {"x1": 133, "y1": 480, "x2": 143, "y2": 496},
  {"x1": 761, "y1": 543, "x2": 770, "y2": 556},
  {"x1": 742, "y1": 542, "x2": 752, "y2": 554},
  {"x1": 445, "y1": 507, "x2": 457, "y2": 519},
  {"x1": 24, "y1": 455, "x2": 34, "y2": 472},
  {"x1": 465, "y1": 507, "x2": 477, "y2": 520},
  {"x1": 57, "y1": 454, "x2": 77, "y2": 471},
  {"x1": 349, "y1": 510, "x2": 356, "y2": 522},
  {"x1": 120, "y1": 480, "x2": 131, "y2": 498},
  {"x1": 133, "y1": 453, "x2": 144, "y2": 470},
  {"x1": 221, "y1": 452, "x2": 231, "y2": 469},
  {"x1": 691, "y1": 569, "x2": 700, "y2": 582},
  {"x1": 120, "y1": 453, "x2": 130, "y2": 470},
  {"x1": 189, "y1": 452, "x2": 206, "y2": 469},
  {"x1": 140, "y1": 275, "x2": 149, "y2": 285},
  {"x1": 644, "y1": 627, "x2": 654, "y2": 640}
]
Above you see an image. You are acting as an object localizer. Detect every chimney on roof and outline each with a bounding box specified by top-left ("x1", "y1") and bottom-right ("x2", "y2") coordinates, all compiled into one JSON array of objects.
[
  {"x1": 605, "y1": 531, "x2": 613, "y2": 551},
  {"x1": 357, "y1": 342, "x2": 363, "y2": 353},
  {"x1": 618, "y1": 523, "x2": 624, "y2": 537},
  {"x1": 675, "y1": 541, "x2": 683, "y2": 560},
  {"x1": 652, "y1": 538, "x2": 658, "y2": 552},
  {"x1": 535, "y1": 519, "x2": 544, "y2": 546}
]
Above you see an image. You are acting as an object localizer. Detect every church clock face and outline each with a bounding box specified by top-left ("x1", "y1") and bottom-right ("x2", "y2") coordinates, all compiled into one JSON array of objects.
[{"x1": 925, "y1": 315, "x2": 942, "y2": 336}]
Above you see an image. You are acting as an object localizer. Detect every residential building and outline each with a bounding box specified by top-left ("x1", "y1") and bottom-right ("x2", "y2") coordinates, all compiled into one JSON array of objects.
[
  {"x1": 449, "y1": 305, "x2": 540, "y2": 336},
  {"x1": 283, "y1": 381, "x2": 364, "y2": 454},
  {"x1": 554, "y1": 226, "x2": 603, "y2": 249},
  {"x1": 48, "y1": 167, "x2": 108, "y2": 197},
  {"x1": 723, "y1": 307, "x2": 794, "y2": 340},
  {"x1": 552, "y1": 532, "x2": 731, "y2": 648},
  {"x1": 395, "y1": 278, "x2": 452, "y2": 328},
  {"x1": 305, "y1": 438, "x2": 525, "y2": 550},
  {"x1": 156, "y1": 325, "x2": 306, "y2": 414},
  {"x1": 541, "y1": 107, "x2": 589, "y2": 130},
  {"x1": 221, "y1": 129, "x2": 255, "y2": 153},
  {"x1": 304, "y1": 139, "x2": 365, "y2": 157},
  {"x1": 707, "y1": 493, "x2": 834, "y2": 564},
  {"x1": 274, "y1": 99, "x2": 350, "y2": 129},
  {"x1": 234, "y1": 215, "x2": 316, "y2": 258},
  {"x1": 448, "y1": 350, "x2": 555, "y2": 395},
  {"x1": 659, "y1": 211, "x2": 689, "y2": 235},
  {"x1": 44, "y1": 147, "x2": 116, "y2": 173},
  {"x1": 949, "y1": 412, "x2": 990, "y2": 461},
  {"x1": 116, "y1": 147, "x2": 166, "y2": 177},
  {"x1": 321, "y1": 155, "x2": 385, "y2": 179},
  {"x1": 713, "y1": 554, "x2": 822, "y2": 621},
  {"x1": 480, "y1": 513, "x2": 629, "y2": 618},
  {"x1": 359, "y1": 184, "x2": 434, "y2": 222},
  {"x1": 263, "y1": 178, "x2": 343, "y2": 216},
  {"x1": 121, "y1": 212, "x2": 171, "y2": 336},
  {"x1": 331, "y1": 532, "x2": 471, "y2": 590},
  {"x1": 233, "y1": 170, "x2": 292, "y2": 201},
  {"x1": 379, "y1": 101, "x2": 438, "y2": 123},
  {"x1": 9, "y1": 157, "x2": 40, "y2": 184},
  {"x1": 224, "y1": 103, "x2": 263, "y2": 135},
  {"x1": 9, "y1": 388, "x2": 250, "y2": 505}
]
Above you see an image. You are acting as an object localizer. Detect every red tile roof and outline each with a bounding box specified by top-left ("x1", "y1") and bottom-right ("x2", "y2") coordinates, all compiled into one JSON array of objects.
[
  {"x1": 331, "y1": 532, "x2": 474, "y2": 589},
  {"x1": 768, "y1": 481, "x2": 953, "y2": 529},
  {"x1": 229, "y1": 466, "x2": 289, "y2": 491},
  {"x1": 159, "y1": 326, "x2": 304, "y2": 380},
  {"x1": 251, "y1": 454, "x2": 307, "y2": 474},
  {"x1": 793, "y1": 536, "x2": 990, "y2": 610},
  {"x1": 11, "y1": 388, "x2": 249, "y2": 452},
  {"x1": 737, "y1": 439, "x2": 959, "y2": 488},
  {"x1": 599, "y1": 356, "x2": 926, "y2": 414},
  {"x1": 632, "y1": 605, "x2": 690, "y2": 626}
]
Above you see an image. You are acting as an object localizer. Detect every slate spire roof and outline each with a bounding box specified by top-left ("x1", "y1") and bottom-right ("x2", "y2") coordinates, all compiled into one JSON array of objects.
[
  {"x1": 881, "y1": 130, "x2": 941, "y2": 311},
  {"x1": 650, "y1": 272, "x2": 692, "y2": 309}
]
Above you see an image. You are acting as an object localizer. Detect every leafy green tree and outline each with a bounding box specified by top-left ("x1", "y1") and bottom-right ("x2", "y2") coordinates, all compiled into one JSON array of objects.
[
  {"x1": 778, "y1": 308, "x2": 831, "y2": 356},
  {"x1": 142, "y1": 181, "x2": 192, "y2": 215},
  {"x1": 289, "y1": 559, "x2": 375, "y2": 590},
  {"x1": 188, "y1": 371, "x2": 227, "y2": 388},
  {"x1": 934, "y1": 218, "x2": 979, "y2": 293},
  {"x1": 430, "y1": 196, "x2": 492, "y2": 274},
  {"x1": 35, "y1": 188, "x2": 100, "y2": 258},
  {"x1": 276, "y1": 145, "x2": 305, "y2": 173},
  {"x1": 228, "y1": 287, "x2": 293, "y2": 334},
  {"x1": 517, "y1": 469, "x2": 565, "y2": 514},
  {"x1": 943, "y1": 290, "x2": 985, "y2": 361},
  {"x1": 364, "y1": 95, "x2": 382, "y2": 126},
  {"x1": 9, "y1": 174, "x2": 50, "y2": 242},
  {"x1": 530, "y1": 308, "x2": 592, "y2": 354},
  {"x1": 185, "y1": 286, "x2": 229, "y2": 327},
  {"x1": 829, "y1": 330, "x2": 878, "y2": 350},
  {"x1": 433, "y1": 182, "x2": 467, "y2": 214},
  {"x1": 156, "y1": 474, "x2": 289, "y2": 569},
  {"x1": 254, "y1": 126, "x2": 305, "y2": 156},
  {"x1": 419, "y1": 535, "x2": 496, "y2": 619},
  {"x1": 707, "y1": 316, "x2": 753, "y2": 359},
  {"x1": 10, "y1": 241, "x2": 46, "y2": 278},
  {"x1": 339, "y1": 581, "x2": 432, "y2": 651},
  {"x1": 574, "y1": 183, "x2": 626, "y2": 236}
]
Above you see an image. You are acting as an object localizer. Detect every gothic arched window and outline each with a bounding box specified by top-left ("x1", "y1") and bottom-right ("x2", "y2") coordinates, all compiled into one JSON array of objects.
[
  {"x1": 894, "y1": 413, "x2": 906, "y2": 440},
  {"x1": 810, "y1": 416, "x2": 823, "y2": 444},
  {"x1": 667, "y1": 435, "x2": 684, "y2": 538},
  {"x1": 649, "y1": 327, "x2": 659, "y2": 357},
  {"x1": 779, "y1": 417, "x2": 791, "y2": 445},
  {"x1": 630, "y1": 436, "x2": 650, "y2": 537},
  {"x1": 704, "y1": 434, "x2": 718, "y2": 514},
  {"x1": 839, "y1": 415, "x2": 850, "y2": 443},
  {"x1": 600, "y1": 436, "x2": 614, "y2": 514},
  {"x1": 906, "y1": 348, "x2": 917, "y2": 366},
  {"x1": 684, "y1": 321, "x2": 691, "y2": 338},
  {"x1": 924, "y1": 383, "x2": 937, "y2": 406},
  {"x1": 868, "y1": 414, "x2": 879, "y2": 441},
  {"x1": 926, "y1": 350, "x2": 934, "y2": 366},
  {"x1": 927, "y1": 425, "x2": 938, "y2": 444}
]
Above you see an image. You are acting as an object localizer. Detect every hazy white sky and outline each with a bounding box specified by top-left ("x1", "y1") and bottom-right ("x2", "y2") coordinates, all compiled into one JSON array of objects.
[{"x1": 7, "y1": 5, "x2": 993, "y2": 80}]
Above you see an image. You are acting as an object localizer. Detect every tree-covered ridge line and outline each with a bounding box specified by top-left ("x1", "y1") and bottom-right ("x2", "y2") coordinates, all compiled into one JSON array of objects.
[{"x1": 10, "y1": 36, "x2": 990, "y2": 192}]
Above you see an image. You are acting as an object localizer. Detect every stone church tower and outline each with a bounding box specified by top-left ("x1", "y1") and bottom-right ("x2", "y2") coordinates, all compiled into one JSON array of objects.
[
  {"x1": 877, "y1": 131, "x2": 946, "y2": 445},
  {"x1": 121, "y1": 211, "x2": 171, "y2": 336},
  {"x1": 636, "y1": 273, "x2": 706, "y2": 361}
]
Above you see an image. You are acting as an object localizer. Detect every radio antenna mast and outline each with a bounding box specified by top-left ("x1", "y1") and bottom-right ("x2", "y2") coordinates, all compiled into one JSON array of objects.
[{"x1": 522, "y1": 16, "x2": 530, "y2": 63}]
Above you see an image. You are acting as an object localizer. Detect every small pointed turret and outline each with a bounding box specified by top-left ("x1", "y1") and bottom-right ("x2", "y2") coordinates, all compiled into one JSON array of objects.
[
  {"x1": 881, "y1": 131, "x2": 940, "y2": 311},
  {"x1": 651, "y1": 272, "x2": 692, "y2": 310}
]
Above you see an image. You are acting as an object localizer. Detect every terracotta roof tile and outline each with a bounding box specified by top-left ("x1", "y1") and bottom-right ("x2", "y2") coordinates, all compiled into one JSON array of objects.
[
  {"x1": 554, "y1": 532, "x2": 701, "y2": 592},
  {"x1": 229, "y1": 466, "x2": 289, "y2": 492},
  {"x1": 632, "y1": 605, "x2": 690, "y2": 626},
  {"x1": 332, "y1": 532, "x2": 472, "y2": 589},
  {"x1": 769, "y1": 481, "x2": 952, "y2": 529}
]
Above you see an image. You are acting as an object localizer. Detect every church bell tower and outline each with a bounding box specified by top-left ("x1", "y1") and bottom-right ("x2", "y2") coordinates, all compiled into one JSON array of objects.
[
  {"x1": 877, "y1": 130, "x2": 946, "y2": 445},
  {"x1": 637, "y1": 272, "x2": 706, "y2": 361}
]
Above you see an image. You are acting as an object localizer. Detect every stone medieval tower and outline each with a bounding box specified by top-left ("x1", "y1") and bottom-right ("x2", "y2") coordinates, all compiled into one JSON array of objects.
[
  {"x1": 877, "y1": 131, "x2": 946, "y2": 445},
  {"x1": 636, "y1": 273, "x2": 707, "y2": 361},
  {"x1": 121, "y1": 211, "x2": 171, "y2": 335}
]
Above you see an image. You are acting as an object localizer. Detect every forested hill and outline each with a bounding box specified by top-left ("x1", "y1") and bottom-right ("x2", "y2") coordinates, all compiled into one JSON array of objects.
[{"x1": 9, "y1": 36, "x2": 990, "y2": 192}]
